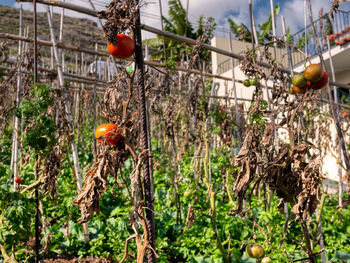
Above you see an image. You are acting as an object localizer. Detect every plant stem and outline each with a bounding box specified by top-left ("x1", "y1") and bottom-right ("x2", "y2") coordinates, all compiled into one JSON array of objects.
[
  {"x1": 300, "y1": 221, "x2": 316, "y2": 263},
  {"x1": 210, "y1": 192, "x2": 230, "y2": 263},
  {"x1": 34, "y1": 154, "x2": 40, "y2": 263}
]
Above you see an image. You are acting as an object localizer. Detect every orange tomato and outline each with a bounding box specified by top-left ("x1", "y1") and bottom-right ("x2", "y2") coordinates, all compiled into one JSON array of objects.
[
  {"x1": 107, "y1": 34, "x2": 135, "y2": 59},
  {"x1": 85, "y1": 93, "x2": 90, "y2": 98},
  {"x1": 292, "y1": 85, "x2": 307, "y2": 94},
  {"x1": 304, "y1": 64, "x2": 323, "y2": 82},
  {"x1": 225, "y1": 141, "x2": 230, "y2": 146},
  {"x1": 95, "y1": 123, "x2": 122, "y2": 146}
]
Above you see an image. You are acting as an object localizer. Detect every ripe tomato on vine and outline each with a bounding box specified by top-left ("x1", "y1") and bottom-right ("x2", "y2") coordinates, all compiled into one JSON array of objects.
[
  {"x1": 107, "y1": 33, "x2": 135, "y2": 59},
  {"x1": 95, "y1": 123, "x2": 122, "y2": 146},
  {"x1": 14, "y1": 177, "x2": 22, "y2": 184}
]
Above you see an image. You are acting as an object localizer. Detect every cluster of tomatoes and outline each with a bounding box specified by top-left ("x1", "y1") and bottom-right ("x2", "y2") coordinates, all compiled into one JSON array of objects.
[
  {"x1": 246, "y1": 244, "x2": 271, "y2": 262},
  {"x1": 243, "y1": 77, "x2": 259, "y2": 87},
  {"x1": 291, "y1": 64, "x2": 329, "y2": 94},
  {"x1": 95, "y1": 123, "x2": 122, "y2": 146}
]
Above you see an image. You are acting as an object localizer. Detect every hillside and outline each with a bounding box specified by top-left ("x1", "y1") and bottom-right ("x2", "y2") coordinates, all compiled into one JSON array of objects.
[{"x1": 0, "y1": 4, "x2": 105, "y2": 64}]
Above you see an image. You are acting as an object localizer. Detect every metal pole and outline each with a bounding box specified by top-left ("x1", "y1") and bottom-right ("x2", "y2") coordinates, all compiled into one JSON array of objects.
[{"x1": 133, "y1": 1, "x2": 156, "y2": 261}]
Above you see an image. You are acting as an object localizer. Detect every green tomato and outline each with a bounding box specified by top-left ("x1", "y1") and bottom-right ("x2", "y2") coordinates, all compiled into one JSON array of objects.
[
  {"x1": 246, "y1": 244, "x2": 264, "y2": 258},
  {"x1": 250, "y1": 77, "x2": 259, "y2": 86},
  {"x1": 292, "y1": 73, "x2": 307, "y2": 87},
  {"x1": 243, "y1": 79, "x2": 251, "y2": 87},
  {"x1": 184, "y1": 189, "x2": 193, "y2": 198},
  {"x1": 261, "y1": 256, "x2": 272, "y2": 263}
]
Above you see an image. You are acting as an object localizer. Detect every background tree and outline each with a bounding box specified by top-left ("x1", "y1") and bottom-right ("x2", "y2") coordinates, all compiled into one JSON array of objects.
[
  {"x1": 146, "y1": 0, "x2": 216, "y2": 67},
  {"x1": 228, "y1": 4, "x2": 279, "y2": 44}
]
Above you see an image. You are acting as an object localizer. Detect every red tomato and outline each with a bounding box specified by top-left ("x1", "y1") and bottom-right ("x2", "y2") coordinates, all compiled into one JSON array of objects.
[
  {"x1": 14, "y1": 177, "x2": 22, "y2": 184},
  {"x1": 107, "y1": 34, "x2": 135, "y2": 59},
  {"x1": 85, "y1": 93, "x2": 90, "y2": 98},
  {"x1": 57, "y1": 156, "x2": 62, "y2": 162},
  {"x1": 311, "y1": 72, "x2": 329, "y2": 90},
  {"x1": 95, "y1": 123, "x2": 122, "y2": 146},
  {"x1": 225, "y1": 141, "x2": 230, "y2": 146}
]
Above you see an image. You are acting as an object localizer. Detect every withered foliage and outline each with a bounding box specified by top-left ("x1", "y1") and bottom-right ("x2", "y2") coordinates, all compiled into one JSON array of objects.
[
  {"x1": 74, "y1": 67, "x2": 138, "y2": 222},
  {"x1": 41, "y1": 149, "x2": 60, "y2": 198},
  {"x1": 230, "y1": 128, "x2": 259, "y2": 216},
  {"x1": 0, "y1": 43, "x2": 36, "y2": 129},
  {"x1": 74, "y1": 147, "x2": 130, "y2": 223},
  {"x1": 97, "y1": 0, "x2": 140, "y2": 45},
  {"x1": 231, "y1": 46, "x2": 323, "y2": 222}
]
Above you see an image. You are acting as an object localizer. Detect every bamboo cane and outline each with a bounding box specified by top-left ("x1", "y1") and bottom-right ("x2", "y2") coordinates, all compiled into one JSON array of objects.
[
  {"x1": 228, "y1": 32, "x2": 242, "y2": 147},
  {"x1": 11, "y1": 5, "x2": 23, "y2": 191},
  {"x1": 326, "y1": 37, "x2": 343, "y2": 206},
  {"x1": 92, "y1": 43, "x2": 97, "y2": 162},
  {"x1": 46, "y1": 6, "x2": 89, "y2": 243}
]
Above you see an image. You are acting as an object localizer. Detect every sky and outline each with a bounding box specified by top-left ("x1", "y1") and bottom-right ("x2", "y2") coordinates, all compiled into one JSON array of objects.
[{"x1": 1, "y1": 0, "x2": 350, "y2": 39}]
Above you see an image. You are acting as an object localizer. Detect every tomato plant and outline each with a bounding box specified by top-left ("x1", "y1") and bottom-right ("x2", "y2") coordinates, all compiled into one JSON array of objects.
[{"x1": 107, "y1": 33, "x2": 135, "y2": 59}]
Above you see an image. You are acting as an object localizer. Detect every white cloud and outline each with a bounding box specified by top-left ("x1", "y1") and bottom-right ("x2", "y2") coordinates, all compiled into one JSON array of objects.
[
  {"x1": 277, "y1": 0, "x2": 331, "y2": 35},
  {"x1": 13, "y1": 0, "x2": 350, "y2": 40}
]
